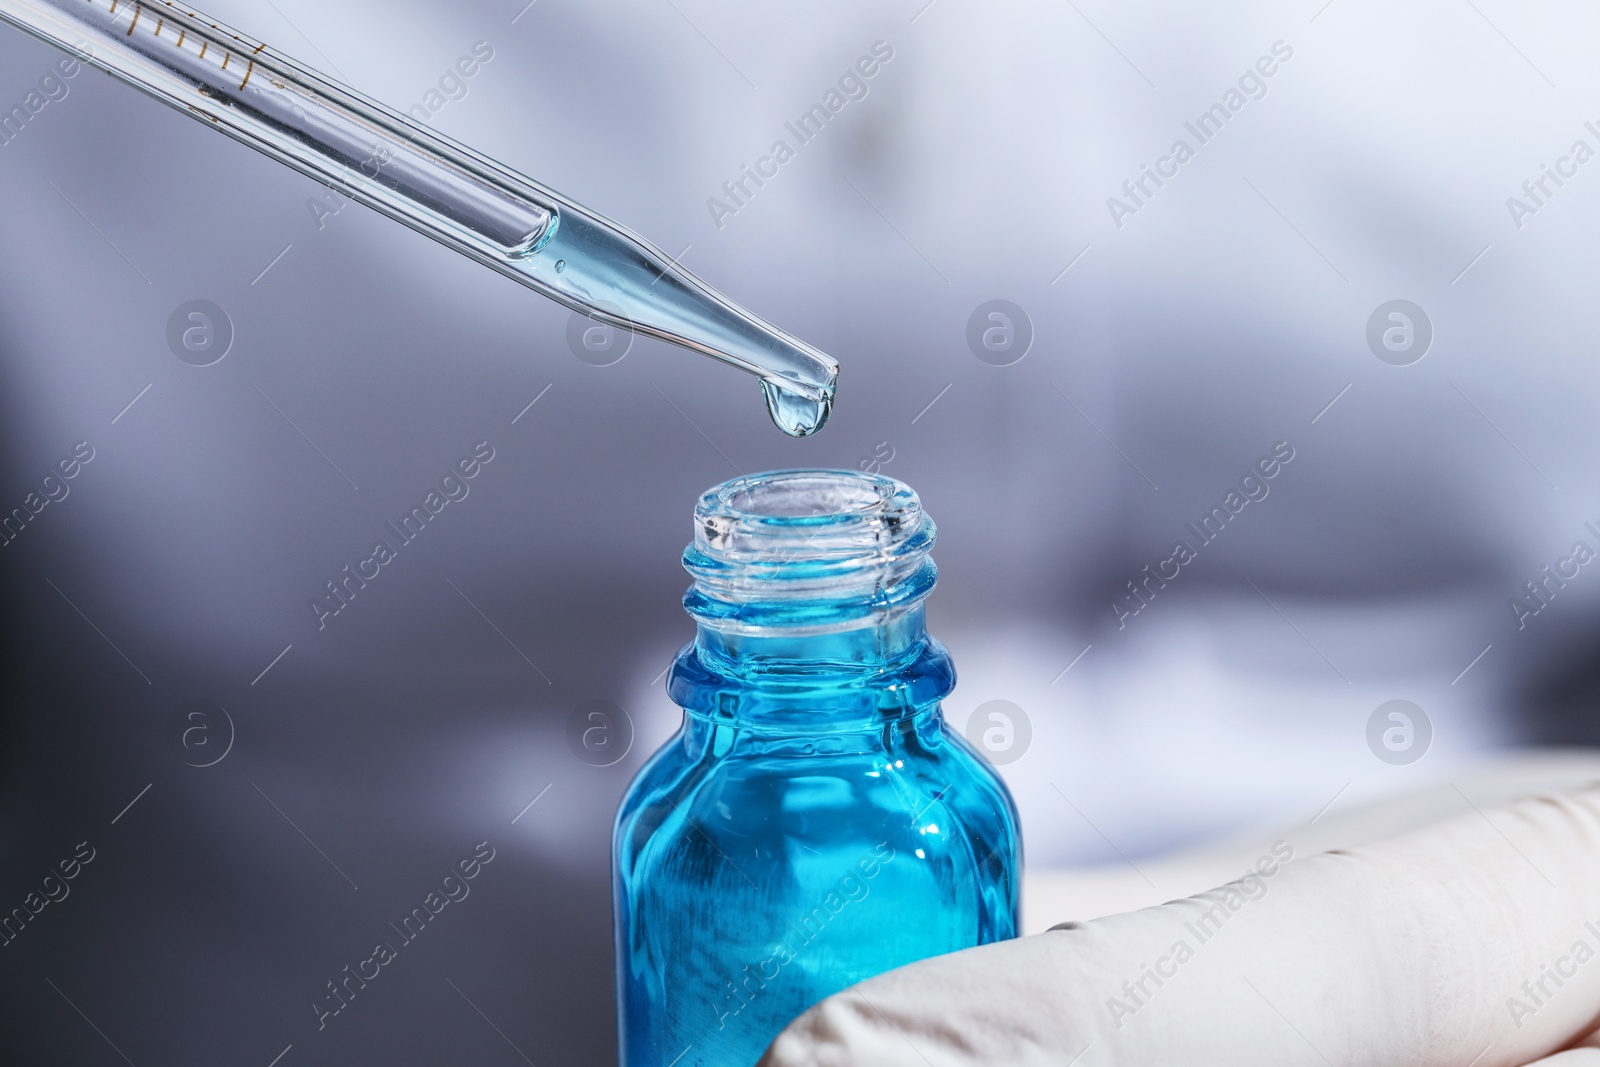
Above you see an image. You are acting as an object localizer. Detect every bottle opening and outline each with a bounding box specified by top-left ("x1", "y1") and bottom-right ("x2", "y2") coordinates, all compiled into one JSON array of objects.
[
  {"x1": 721, "y1": 470, "x2": 889, "y2": 519},
  {"x1": 696, "y1": 469, "x2": 926, "y2": 565},
  {"x1": 685, "y1": 470, "x2": 937, "y2": 630}
]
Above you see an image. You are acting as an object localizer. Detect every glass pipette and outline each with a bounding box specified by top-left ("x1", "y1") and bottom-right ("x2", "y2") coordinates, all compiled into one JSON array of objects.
[{"x1": 0, "y1": 0, "x2": 837, "y2": 436}]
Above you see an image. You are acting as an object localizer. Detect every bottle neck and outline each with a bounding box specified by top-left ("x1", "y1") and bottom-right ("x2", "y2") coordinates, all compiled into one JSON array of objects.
[
  {"x1": 669, "y1": 469, "x2": 951, "y2": 733},
  {"x1": 695, "y1": 601, "x2": 927, "y2": 669},
  {"x1": 667, "y1": 612, "x2": 955, "y2": 733}
]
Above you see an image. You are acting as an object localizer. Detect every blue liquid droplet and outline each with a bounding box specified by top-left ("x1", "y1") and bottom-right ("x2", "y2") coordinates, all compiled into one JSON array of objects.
[
  {"x1": 554, "y1": 259, "x2": 566, "y2": 273},
  {"x1": 761, "y1": 379, "x2": 833, "y2": 437}
]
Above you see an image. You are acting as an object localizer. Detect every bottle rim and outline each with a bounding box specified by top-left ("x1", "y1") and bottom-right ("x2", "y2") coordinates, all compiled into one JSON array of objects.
[{"x1": 684, "y1": 469, "x2": 935, "y2": 620}]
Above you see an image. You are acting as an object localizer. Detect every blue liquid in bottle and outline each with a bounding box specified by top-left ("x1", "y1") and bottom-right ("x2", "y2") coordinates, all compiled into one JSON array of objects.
[{"x1": 613, "y1": 469, "x2": 1022, "y2": 1067}]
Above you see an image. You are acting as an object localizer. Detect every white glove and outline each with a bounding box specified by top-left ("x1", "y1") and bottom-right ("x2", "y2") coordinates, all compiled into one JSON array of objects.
[{"x1": 760, "y1": 782, "x2": 1600, "y2": 1067}]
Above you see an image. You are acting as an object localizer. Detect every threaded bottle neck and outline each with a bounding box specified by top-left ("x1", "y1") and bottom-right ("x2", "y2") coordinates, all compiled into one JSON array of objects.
[
  {"x1": 683, "y1": 469, "x2": 936, "y2": 642},
  {"x1": 669, "y1": 469, "x2": 952, "y2": 727}
]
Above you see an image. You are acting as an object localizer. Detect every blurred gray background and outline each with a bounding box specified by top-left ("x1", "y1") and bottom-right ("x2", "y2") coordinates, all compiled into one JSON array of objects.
[{"x1": 3, "y1": 0, "x2": 1598, "y2": 1062}]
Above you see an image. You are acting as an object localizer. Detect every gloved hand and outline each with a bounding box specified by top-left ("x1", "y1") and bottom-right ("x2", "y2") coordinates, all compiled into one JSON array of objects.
[{"x1": 759, "y1": 784, "x2": 1600, "y2": 1067}]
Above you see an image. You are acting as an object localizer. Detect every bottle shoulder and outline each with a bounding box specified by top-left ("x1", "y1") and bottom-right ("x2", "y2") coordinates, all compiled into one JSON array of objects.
[{"x1": 614, "y1": 713, "x2": 1021, "y2": 862}]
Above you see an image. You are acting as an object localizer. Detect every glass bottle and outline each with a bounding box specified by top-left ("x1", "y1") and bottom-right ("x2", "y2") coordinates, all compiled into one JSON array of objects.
[{"x1": 612, "y1": 469, "x2": 1022, "y2": 1067}]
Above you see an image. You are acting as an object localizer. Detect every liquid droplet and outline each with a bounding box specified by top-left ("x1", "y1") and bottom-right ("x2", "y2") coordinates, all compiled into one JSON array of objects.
[
  {"x1": 554, "y1": 259, "x2": 566, "y2": 273},
  {"x1": 761, "y1": 379, "x2": 833, "y2": 437}
]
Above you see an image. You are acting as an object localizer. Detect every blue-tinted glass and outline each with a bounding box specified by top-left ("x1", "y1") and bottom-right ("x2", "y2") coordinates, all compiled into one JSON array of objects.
[{"x1": 613, "y1": 470, "x2": 1022, "y2": 1067}]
